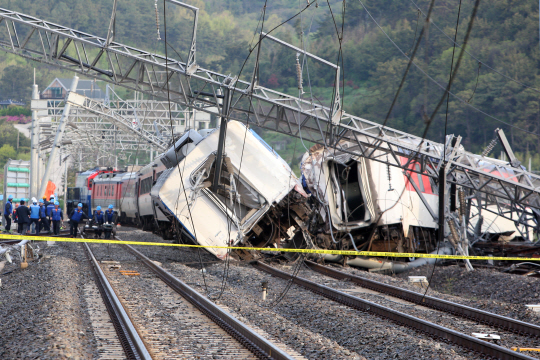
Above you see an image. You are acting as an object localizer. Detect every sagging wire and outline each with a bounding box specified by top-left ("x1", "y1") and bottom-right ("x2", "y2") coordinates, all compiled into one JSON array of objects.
[
  {"x1": 358, "y1": 0, "x2": 536, "y2": 136},
  {"x1": 467, "y1": 62, "x2": 481, "y2": 103},
  {"x1": 260, "y1": 254, "x2": 306, "y2": 309},
  {"x1": 408, "y1": 0, "x2": 540, "y2": 95},
  {"x1": 406, "y1": 9, "x2": 421, "y2": 56},
  {"x1": 162, "y1": 0, "x2": 209, "y2": 294},
  {"x1": 421, "y1": 0, "x2": 469, "y2": 302}
]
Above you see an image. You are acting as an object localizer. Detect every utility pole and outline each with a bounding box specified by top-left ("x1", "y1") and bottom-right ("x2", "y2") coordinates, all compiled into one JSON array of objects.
[
  {"x1": 438, "y1": 166, "x2": 446, "y2": 245},
  {"x1": 30, "y1": 81, "x2": 39, "y2": 199},
  {"x1": 38, "y1": 76, "x2": 79, "y2": 198},
  {"x1": 63, "y1": 156, "x2": 69, "y2": 217},
  {"x1": 212, "y1": 88, "x2": 231, "y2": 193}
]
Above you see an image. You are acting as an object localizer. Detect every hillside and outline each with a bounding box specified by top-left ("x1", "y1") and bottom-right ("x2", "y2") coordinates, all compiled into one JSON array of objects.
[{"x1": 0, "y1": 0, "x2": 537, "y2": 169}]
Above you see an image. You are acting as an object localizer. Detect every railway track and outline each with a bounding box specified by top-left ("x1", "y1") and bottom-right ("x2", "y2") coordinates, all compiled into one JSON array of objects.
[
  {"x1": 82, "y1": 241, "x2": 152, "y2": 360},
  {"x1": 304, "y1": 260, "x2": 540, "y2": 338},
  {"x1": 116, "y1": 239, "x2": 295, "y2": 360},
  {"x1": 253, "y1": 261, "x2": 536, "y2": 360},
  {"x1": 81, "y1": 234, "x2": 295, "y2": 359}
]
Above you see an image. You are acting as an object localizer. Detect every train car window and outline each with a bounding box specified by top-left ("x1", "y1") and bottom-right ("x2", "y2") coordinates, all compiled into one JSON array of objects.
[
  {"x1": 190, "y1": 155, "x2": 266, "y2": 224},
  {"x1": 140, "y1": 177, "x2": 153, "y2": 194},
  {"x1": 329, "y1": 160, "x2": 369, "y2": 223}
]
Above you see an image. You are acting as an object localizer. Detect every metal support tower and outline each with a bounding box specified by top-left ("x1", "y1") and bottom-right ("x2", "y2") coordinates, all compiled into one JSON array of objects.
[
  {"x1": 0, "y1": 5, "x2": 539, "y2": 229},
  {"x1": 38, "y1": 76, "x2": 78, "y2": 199}
]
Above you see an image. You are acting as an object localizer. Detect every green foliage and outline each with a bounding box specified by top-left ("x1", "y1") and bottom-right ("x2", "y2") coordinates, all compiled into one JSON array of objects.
[
  {"x1": 0, "y1": 0, "x2": 537, "y2": 170},
  {"x1": 0, "y1": 144, "x2": 16, "y2": 165},
  {"x1": 0, "y1": 106, "x2": 31, "y2": 117}
]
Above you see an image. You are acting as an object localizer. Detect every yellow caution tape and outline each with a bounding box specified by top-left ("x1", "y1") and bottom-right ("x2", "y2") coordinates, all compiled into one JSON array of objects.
[{"x1": 1, "y1": 233, "x2": 540, "y2": 261}]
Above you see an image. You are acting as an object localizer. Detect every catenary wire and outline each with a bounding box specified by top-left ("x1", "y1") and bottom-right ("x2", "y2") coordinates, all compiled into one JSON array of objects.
[
  {"x1": 356, "y1": 0, "x2": 538, "y2": 137},
  {"x1": 409, "y1": 0, "x2": 540, "y2": 94}
]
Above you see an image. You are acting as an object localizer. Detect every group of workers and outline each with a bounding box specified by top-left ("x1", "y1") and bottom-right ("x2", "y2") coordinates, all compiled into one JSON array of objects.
[{"x1": 3, "y1": 195, "x2": 118, "y2": 239}]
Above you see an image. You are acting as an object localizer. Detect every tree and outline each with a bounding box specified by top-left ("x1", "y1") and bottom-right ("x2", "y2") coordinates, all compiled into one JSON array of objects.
[
  {"x1": 0, "y1": 65, "x2": 34, "y2": 101},
  {"x1": 0, "y1": 144, "x2": 16, "y2": 165}
]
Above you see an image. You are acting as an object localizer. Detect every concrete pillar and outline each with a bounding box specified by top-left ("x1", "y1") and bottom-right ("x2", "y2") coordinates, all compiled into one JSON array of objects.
[
  {"x1": 30, "y1": 84, "x2": 39, "y2": 198},
  {"x1": 38, "y1": 76, "x2": 79, "y2": 199}
]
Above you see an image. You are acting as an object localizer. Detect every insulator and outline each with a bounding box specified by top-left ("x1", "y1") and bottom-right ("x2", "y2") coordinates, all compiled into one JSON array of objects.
[
  {"x1": 481, "y1": 137, "x2": 497, "y2": 157},
  {"x1": 447, "y1": 219, "x2": 460, "y2": 247},
  {"x1": 386, "y1": 157, "x2": 393, "y2": 191},
  {"x1": 458, "y1": 190, "x2": 466, "y2": 217},
  {"x1": 295, "y1": 53, "x2": 304, "y2": 94},
  {"x1": 155, "y1": 1, "x2": 162, "y2": 41}
]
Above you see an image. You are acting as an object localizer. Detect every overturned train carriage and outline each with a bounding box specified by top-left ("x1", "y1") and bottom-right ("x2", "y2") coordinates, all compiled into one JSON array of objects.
[
  {"x1": 151, "y1": 121, "x2": 310, "y2": 259},
  {"x1": 301, "y1": 142, "x2": 534, "y2": 270},
  {"x1": 302, "y1": 143, "x2": 438, "y2": 254}
]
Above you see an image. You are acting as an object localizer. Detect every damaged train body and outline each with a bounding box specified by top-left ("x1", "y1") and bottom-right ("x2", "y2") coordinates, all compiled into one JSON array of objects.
[
  {"x1": 151, "y1": 121, "x2": 310, "y2": 259},
  {"x1": 301, "y1": 143, "x2": 438, "y2": 255},
  {"x1": 300, "y1": 141, "x2": 534, "y2": 270}
]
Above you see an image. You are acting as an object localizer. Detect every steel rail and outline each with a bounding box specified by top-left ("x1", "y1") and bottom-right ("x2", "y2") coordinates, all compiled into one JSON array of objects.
[
  {"x1": 253, "y1": 261, "x2": 535, "y2": 360},
  {"x1": 119, "y1": 239, "x2": 294, "y2": 360},
  {"x1": 305, "y1": 260, "x2": 540, "y2": 338},
  {"x1": 82, "y1": 242, "x2": 152, "y2": 360}
]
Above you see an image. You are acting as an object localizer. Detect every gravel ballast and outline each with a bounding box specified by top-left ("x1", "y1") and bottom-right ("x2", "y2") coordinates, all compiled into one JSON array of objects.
[{"x1": 2, "y1": 228, "x2": 539, "y2": 359}]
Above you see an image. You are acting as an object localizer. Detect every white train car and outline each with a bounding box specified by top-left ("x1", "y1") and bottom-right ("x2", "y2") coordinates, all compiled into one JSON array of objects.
[{"x1": 151, "y1": 121, "x2": 309, "y2": 259}]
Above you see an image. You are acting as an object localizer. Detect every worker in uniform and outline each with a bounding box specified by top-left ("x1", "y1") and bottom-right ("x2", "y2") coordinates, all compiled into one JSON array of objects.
[
  {"x1": 104, "y1": 204, "x2": 118, "y2": 239},
  {"x1": 16, "y1": 199, "x2": 30, "y2": 235},
  {"x1": 50, "y1": 201, "x2": 63, "y2": 235},
  {"x1": 46, "y1": 199, "x2": 55, "y2": 221},
  {"x1": 92, "y1": 206, "x2": 104, "y2": 238},
  {"x1": 69, "y1": 203, "x2": 87, "y2": 237},
  {"x1": 4, "y1": 195, "x2": 13, "y2": 233},
  {"x1": 43, "y1": 196, "x2": 49, "y2": 208},
  {"x1": 39, "y1": 199, "x2": 50, "y2": 233},
  {"x1": 30, "y1": 200, "x2": 41, "y2": 235}
]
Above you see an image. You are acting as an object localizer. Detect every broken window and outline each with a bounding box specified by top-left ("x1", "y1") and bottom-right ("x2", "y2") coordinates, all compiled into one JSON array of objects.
[
  {"x1": 329, "y1": 160, "x2": 370, "y2": 224},
  {"x1": 190, "y1": 154, "x2": 267, "y2": 225}
]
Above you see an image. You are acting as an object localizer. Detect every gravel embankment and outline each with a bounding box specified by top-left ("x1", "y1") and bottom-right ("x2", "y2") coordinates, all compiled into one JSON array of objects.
[
  {"x1": 119, "y1": 230, "x2": 474, "y2": 359},
  {"x1": 3, "y1": 228, "x2": 537, "y2": 360},
  {"x1": 0, "y1": 241, "x2": 98, "y2": 359}
]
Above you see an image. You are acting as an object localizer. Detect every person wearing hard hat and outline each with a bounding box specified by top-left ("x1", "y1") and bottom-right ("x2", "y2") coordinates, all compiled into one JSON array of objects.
[
  {"x1": 103, "y1": 204, "x2": 118, "y2": 239},
  {"x1": 92, "y1": 206, "x2": 104, "y2": 239},
  {"x1": 30, "y1": 199, "x2": 41, "y2": 235},
  {"x1": 38, "y1": 199, "x2": 50, "y2": 234},
  {"x1": 50, "y1": 201, "x2": 63, "y2": 235},
  {"x1": 42, "y1": 196, "x2": 49, "y2": 208},
  {"x1": 4, "y1": 195, "x2": 13, "y2": 233},
  {"x1": 69, "y1": 203, "x2": 88, "y2": 237}
]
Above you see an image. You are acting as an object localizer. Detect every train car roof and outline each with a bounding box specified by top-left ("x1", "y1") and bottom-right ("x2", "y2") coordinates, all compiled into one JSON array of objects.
[
  {"x1": 119, "y1": 172, "x2": 138, "y2": 181},
  {"x1": 93, "y1": 172, "x2": 125, "y2": 183}
]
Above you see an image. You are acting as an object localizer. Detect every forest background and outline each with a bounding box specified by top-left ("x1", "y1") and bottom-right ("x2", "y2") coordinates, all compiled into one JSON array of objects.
[{"x1": 0, "y1": 0, "x2": 537, "y2": 176}]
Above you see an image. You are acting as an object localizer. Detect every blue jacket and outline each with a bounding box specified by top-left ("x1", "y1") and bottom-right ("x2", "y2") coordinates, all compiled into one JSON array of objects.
[
  {"x1": 4, "y1": 201, "x2": 12, "y2": 216},
  {"x1": 30, "y1": 204, "x2": 40, "y2": 219},
  {"x1": 93, "y1": 211, "x2": 104, "y2": 224},
  {"x1": 46, "y1": 203, "x2": 55, "y2": 217},
  {"x1": 70, "y1": 209, "x2": 87, "y2": 222},
  {"x1": 105, "y1": 210, "x2": 117, "y2": 223},
  {"x1": 50, "y1": 208, "x2": 63, "y2": 221},
  {"x1": 39, "y1": 205, "x2": 47, "y2": 218}
]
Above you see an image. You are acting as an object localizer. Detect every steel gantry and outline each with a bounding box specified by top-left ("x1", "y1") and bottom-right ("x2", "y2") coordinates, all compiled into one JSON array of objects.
[{"x1": 0, "y1": 4, "x2": 539, "y2": 229}]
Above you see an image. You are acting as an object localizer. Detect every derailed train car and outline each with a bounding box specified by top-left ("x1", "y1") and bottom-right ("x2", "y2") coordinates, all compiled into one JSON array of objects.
[
  {"x1": 150, "y1": 121, "x2": 310, "y2": 259},
  {"x1": 300, "y1": 141, "x2": 534, "y2": 271},
  {"x1": 83, "y1": 122, "x2": 310, "y2": 258}
]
